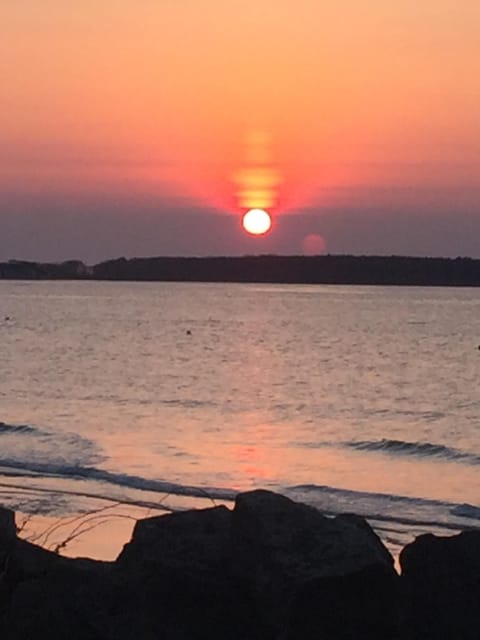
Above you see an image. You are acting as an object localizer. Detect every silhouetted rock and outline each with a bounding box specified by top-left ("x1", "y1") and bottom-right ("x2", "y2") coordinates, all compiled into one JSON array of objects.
[
  {"x1": 117, "y1": 505, "x2": 257, "y2": 640},
  {"x1": 231, "y1": 490, "x2": 399, "y2": 638},
  {"x1": 118, "y1": 505, "x2": 231, "y2": 574},
  {"x1": 6, "y1": 538, "x2": 101, "y2": 585},
  {"x1": 3, "y1": 559, "x2": 110, "y2": 640},
  {"x1": 0, "y1": 507, "x2": 15, "y2": 553},
  {"x1": 286, "y1": 563, "x2": 402, "y2": 640},
  {"x1": 0, "y1": 507, "x2": 16, "y2": 603},
  {"x1": 0, "y1": 492, "x2": 478, "y2": 639},
  {"x1": 400, "y1": 531, "x2": 480, "y2": 640},
  {"x1": 0, "y1": 517, "x2": 110, "y2": 640}
]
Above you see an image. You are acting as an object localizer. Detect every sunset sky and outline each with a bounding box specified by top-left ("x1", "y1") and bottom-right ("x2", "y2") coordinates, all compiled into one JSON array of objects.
[{"x1": 1, "y1": 1, "x2": 479, "y2": 261}]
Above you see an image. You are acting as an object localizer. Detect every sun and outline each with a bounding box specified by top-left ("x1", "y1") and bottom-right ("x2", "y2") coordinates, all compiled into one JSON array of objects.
[{"x1": 242, "y1": 209, "x2": 272, "y2": 236}]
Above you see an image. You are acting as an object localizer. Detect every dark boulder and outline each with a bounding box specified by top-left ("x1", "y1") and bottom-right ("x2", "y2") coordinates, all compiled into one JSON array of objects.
[
  {"x1": 2, "y1": 560, "x2": 111, "y2": 640},
  {"x1": 0, "y1": 504, "x2": 259, "y2": 640},
  {"x1": 286, "y1": 563, "x2": 401, "y2": 640},
  {"x1": 118, "y1": 505, "x2": 232, "y2": 575},
  {"x1": 231, "y1": 490, "x2": 399, "y2": 638},
  {"x1": 12, "y1": 491, "x2": 479, "y2": 639},
  {"x1": 400, "y1": 530, "x2": 480, "y2": 640},
  {"x1": 0, "y1": 507, "x2": 17, "y2": 605},
  {"x1": 0, "y1": 507, "x2": 16, "y2": 557},
  {"x1": 0, "y1": 510, "x2": 110, "y2": 639},
  {"x1": 117, "y1": 505, "x2": 258, "y2": 640}
]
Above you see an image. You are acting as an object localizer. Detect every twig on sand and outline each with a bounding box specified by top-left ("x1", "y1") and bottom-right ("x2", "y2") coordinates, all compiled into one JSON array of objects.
[
  {"x1": 21, "y1": 490, "x2": 182, "y2": 554},
  {"x1": 1, "y1": 480, "x2": 229, "y2": 555},
  {"x1": 30, "y1": 501, "x2": 124, "y2": 547},
  {"x1": 0, "y1": 480, "x2": 177, "y2": 513},
  {"x1": 15, "y1": 511, "x2": 34, "y2": 535},
  {"x1": 50, "y1": 513, "x2": 137, "y2": 554}
]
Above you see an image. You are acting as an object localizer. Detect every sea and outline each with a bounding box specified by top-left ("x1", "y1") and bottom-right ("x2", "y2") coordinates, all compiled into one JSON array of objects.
[{"x1": 1, "y1": 280, "x2": 479, "y2": 557}]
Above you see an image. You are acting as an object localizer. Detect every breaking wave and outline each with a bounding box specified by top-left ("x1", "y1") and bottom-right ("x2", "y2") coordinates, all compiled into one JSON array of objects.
[
  {"x1": 0, "y1": 421, "x2": 104, "y2": 470},
  {"x1": 344, "y1": 439, "x2": 480, "y2": 466},
  {"x1": 0, "y1": 422, "x2": 38, "y2": 435},
  {"x1": 0, "y1": 457, "x2": 236, "y2": 502},
  {"x1": 0, "y1": 421, "x2": 478, "y2": 554}
]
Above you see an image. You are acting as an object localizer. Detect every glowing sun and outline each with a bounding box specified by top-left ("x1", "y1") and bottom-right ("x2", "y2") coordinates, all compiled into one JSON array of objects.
[{"x1": 242, "y1": 209, "x2": 272, "y2": 235}]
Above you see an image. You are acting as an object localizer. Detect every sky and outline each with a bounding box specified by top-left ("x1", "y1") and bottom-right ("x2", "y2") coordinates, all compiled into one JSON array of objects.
[{"x1": 1, "y1": 0, "x2": 479, "y2": 262}]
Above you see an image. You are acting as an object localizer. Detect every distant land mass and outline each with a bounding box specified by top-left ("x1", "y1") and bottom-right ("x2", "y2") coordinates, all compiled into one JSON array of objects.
[{"x1": 1, "y1": 255, "x2": 480, "y2": 287}]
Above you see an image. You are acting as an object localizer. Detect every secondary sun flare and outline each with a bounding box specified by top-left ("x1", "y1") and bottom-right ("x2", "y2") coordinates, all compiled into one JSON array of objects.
[{"x1": 242, "y1": 209, "x2": 272, "y2": 236}]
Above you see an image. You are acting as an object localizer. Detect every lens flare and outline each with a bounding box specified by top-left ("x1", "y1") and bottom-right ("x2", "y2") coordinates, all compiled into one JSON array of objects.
[
  {"x1": 232, "y1": 130, "x2": 282, "y2": 213},
  {"x1": 303, "y1": 233, "x2": 327, "y2": 255},
  {"x1": 242, "y1": 209, "x2": 272, "y2": 235}
]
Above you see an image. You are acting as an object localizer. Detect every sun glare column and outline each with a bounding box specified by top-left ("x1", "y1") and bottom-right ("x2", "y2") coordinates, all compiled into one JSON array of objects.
[{"x1": 232, "y1": 131, "x2": 281, "y2": 236}]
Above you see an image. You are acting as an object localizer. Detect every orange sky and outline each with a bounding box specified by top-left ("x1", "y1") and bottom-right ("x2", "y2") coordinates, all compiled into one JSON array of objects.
[{"x1": 1, "y1": 1, "x2": 479, "y2": 258}]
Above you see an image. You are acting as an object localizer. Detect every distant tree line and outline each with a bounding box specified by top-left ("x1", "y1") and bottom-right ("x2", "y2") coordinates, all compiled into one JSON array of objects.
[
  {"x1": 92, "y1": 255, "x2": 480, "y2": 286},
  {"x1": 0, "y1": 260, "x2": 91, "y2": 279},
  {"x1": 1, "y1": 255, "x2": 480, "y2": 286}
]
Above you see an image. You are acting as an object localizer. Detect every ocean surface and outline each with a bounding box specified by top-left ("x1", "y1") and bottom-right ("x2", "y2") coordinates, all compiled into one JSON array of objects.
[{"x1": 1, "y1": 280, "x2": 479, "y2": 554}]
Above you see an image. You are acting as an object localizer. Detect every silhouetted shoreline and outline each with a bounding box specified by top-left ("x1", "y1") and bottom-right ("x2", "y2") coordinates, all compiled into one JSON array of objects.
[
  {"x1": 1, "y1": 254, "x2": 480, "y2": 286},
  {"x1": 1, "y1": 490, "x2": 479, "y2": 639}
]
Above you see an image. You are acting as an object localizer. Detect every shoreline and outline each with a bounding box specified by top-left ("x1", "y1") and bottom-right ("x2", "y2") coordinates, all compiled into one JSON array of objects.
[
  {"x1": 2, "y1": 489, "x2": 479, "y2": 639},
  {"x1": 11, "y1": 492, "x2": 474, "y2": 567},
  {"x1": 15, "y1": 504, "x2": 158, "y2": 562},
  {"x1": 2, "y1": 472, "x2": 478, "y2": 564},
  {"x1": 2, "y1": 254, "x2": 480, "y2": 286}
]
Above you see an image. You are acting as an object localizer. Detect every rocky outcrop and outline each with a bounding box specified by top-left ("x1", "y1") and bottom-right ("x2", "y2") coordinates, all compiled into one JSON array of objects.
[
  {"x1": 400, "y1": 530, "x2": 480, "y2": 640},
  {"x1": 0, "y1": 508, "x2": 15, "y2": 554},
  {"x1": 0, "y1": 490, "x2": 478, "y2": 639},
  {"x1": 117, "y1": 491, "x2": 399, "y2": 639},
  {"x1": 118, "y1": 504, "x2": 232, "y2": 575},
  {"x1": 230, "y1": 490, "x2": 399, "y2": 638},
  {"x1": 117, "y1": 505, "x2": 255, "y2": 640}
]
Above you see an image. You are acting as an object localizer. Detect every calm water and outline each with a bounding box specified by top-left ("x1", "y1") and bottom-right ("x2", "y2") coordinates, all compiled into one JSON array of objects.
[{"x1": 1, "y1": 280, "x2": 479, "y2": 552}]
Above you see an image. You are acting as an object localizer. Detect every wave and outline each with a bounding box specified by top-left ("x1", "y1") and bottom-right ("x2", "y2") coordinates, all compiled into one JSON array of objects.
[
  {"x1": 368, "y1": 409, "x2": 446, "y2": 421},
  {"x1": 283, "y1": 485, "x2": 480, "y2": 537},
  {"x1": 0, "y1": 458, "x2": 238, "y2": 527},
  {"x1": 344, "y1": 439, "x2": 480, "y2": 465},
  {"x1": 2, "y1": 456, "x2": 477, "y2": 537},
  {"x1": 0, "y1": 459, "x2": 478, "y2": 558},
  {"x1": 1, "y1": 421, "x2": 478, "y2": 552},
  {"x1": 0, "y1": 422, "x2": 38, "y2": 435},
  {"x1": 450, "y1": 504, "x2": 480, "y2": 520},
  {"x1": 161, "y1": 399, "x2": 216, "y2": 409},
  {"x1": 0, "y1": 420, "x2": 104, "y2": 469},
  {"x1": 0, "y1": 458, "x2": 236, "y2": 502}
]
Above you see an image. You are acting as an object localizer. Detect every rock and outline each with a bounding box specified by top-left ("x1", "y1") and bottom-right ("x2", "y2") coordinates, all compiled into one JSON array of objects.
[
  {"x1": 118, "y1": 505, "x2": 232, "y2": 575},
  {"x1": 0, "y1": 508, "x2": 16, "y2": 554},
  {"x1": 8, "y1": 538, "x2": 100, "y2": 582},
  {"x1": 2, "y1": 562, "x2": 111, "y2": 640},
  {"x1": 117, "y1": 505, "x2": 258, "y2": 640},
  {"x1": 231, "y1": 490, "x2": 399, "y2": 638},
  {"x1": 400, "y1": 530, "x2": 480, "y2": 640},
  {"x1": 0, "y1": 507, "x2": 17, "y2": 608},
  {"x1": 0, "y1": 520, "x2": 111, "y2": 640},
  {"x1": 286, "y1": 564, "x2": 402, "y2": 640},
  {"x1": 0, "y1": 504, "x2": 258, "y2": 640},
  {"x1": 15, "y1": 492, "x2": 480, "y2": 639}
]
